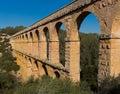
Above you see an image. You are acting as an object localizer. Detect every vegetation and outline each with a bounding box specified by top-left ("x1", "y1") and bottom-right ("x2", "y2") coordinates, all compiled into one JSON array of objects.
[
  {"x1": 0, "y1": 26, "x2": 25, "y2": 35},
  {"x1": 0, "y1": 72, "x2": 18, "y2": 94},
  {"x1": 0, "y1": 26, "x2": 25, "y2": 93},
  {"x1": 100, "y1": 75, "x2": 120, "y2": 94},
  {"x1": 13, "y1": 76, "x2": 93, "y2": 94},
  {"x1": 0, "y1": 36, "x2": 19, "y2": 72},
  {"x1": 0, "y1": 33, "x2": 20, "y2": 94},
  {"x1": 80, "y1": 32, "x2": 99, "y2": 92}
]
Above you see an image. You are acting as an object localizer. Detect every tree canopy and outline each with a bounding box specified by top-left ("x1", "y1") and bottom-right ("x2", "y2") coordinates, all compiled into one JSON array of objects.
[{"x1": 0, "y1": 26, "x2": 25, "y2": 35}]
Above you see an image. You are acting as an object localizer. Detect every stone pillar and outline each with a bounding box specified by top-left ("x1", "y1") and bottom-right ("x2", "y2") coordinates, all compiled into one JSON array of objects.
[
  {"x1": 17, "y1": 36, "x2": 21, "y2": 51},
  {"x1": 66, "y1": 39, "x2": 80, "y2": 82},
  {"x1": 110, "y1": 37, "x2": 120, "y2": 77},
  {"x1": 49, "y1": 24, "x2": 60, "y2": 64},
  {"x1": 14, "y1": 52, "x2": 22, "y2": 81},
  {"x1": 26, "y1": 35, "x2": 29, "y2": 54},
  {"x1": 39, "y1": 40, "x2": 47, "y2": 59},
  {"x1": 30, "y1": 59, "x2": 39, "y2": 79},
  {"x1": 28, "y1": 33, "x2": 33, "y2": 55},
  {"x1": 22, "y1": 56, "x2": 28, "y2": 81},
  {"x1": 27, "y1": 34, "x2": 31, "y2": 55},
  {"x1": 21, "y1": 36, "x2": 25, "y2": 53},
  {"x1": 49, "y1": 40, "x2": 59, "y2": 64},
  {"x1": 38, "y1": 28, "x2": 47, "y2": 60},
  {"x1": 24, "y1": 34, "x2": 27, "y2": 54},
  {"x1": 38, "y1": 63, "x2": 46, "y2": 77},
  {"x1": 65, "y1": 16, "x2": 80, "y2": 82},
  {"x1": 33, "y1": 41, "x2": 39, "y2": 57},
  {"x1": 98, "y1": 34, "x2": 111, "y2": 84},
  {"x1": 23, "y1": 35, "x2": 26, "y2": 53},
  {"x1": 38, "y1": 40, "x2": 40, "y2": 58},
  {"x1": 26, "y1": 58, "x2": 33, "y2": 80},
  {"x1": 65, "y1": 40, "x2": 70, "y2": 70},
  {"x1": 17, "y1": 55, "x2": 27, "y2": 82},
  {"x1": 32, "y1": 31, "x2": 39, "y2": 57}
]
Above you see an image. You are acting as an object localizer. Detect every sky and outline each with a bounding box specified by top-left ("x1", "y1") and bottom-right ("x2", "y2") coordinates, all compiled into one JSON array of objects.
[{"x1": 0, "y1": 0, "x2": 100, "y2": 33}]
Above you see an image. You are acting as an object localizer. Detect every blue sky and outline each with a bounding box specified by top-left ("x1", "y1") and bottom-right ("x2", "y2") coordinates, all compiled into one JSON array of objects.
[{"x1": 0, "y1": 0, "x2": 100, "y2": 33}]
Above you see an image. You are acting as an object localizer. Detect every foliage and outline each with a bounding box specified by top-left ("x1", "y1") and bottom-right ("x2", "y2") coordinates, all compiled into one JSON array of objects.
[
  {"x1": 100, "y1": 75, "x2": 120, "y2": 94},
  {"x1": 13, "y1": 77, "x2": 39, "y2": 94},
  {"x1": 0, "y1": 28, "x2": 21, "y2": 94},
  {"x1": 0, "y1": 33, "x2": 20, "y2": 93},
  {"x1": 80, "y1": 32, "x2": 99, "y2": 92},
  {"x1": 0, "y1": 26, "x2": 25, "y2": 35},
  {"x1": 80, "y1": 33, "x2": 99, "y2": 67},
  {"x1": 14, "y1": 75, "x2": 93, "y2": 94},
  {"x1": 0, "y1": 72, "x2": 18, "y2": 94},
  {"x1": 0, "y1": 36, "x2": 19, "y2": 72}
]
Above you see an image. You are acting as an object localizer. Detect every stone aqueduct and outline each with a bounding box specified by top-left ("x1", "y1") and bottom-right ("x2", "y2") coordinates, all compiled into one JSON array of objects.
[{"x1": 10, "y1": 0, "x2": 120, "y2": 82}]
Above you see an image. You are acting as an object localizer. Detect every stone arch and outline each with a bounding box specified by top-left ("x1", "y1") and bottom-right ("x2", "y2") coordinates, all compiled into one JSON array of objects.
[
  {"x1": 28, "y1": 58, "x2": 34, "y2": 72},
  {"x1": 76, "y1": 11, "x2": 101, "y2": 32},
  {"x1": 25, "y1": 33, "x2": 28, "y2": 40},
  {"x1": 55, "y1": 21, "x2": 67, "y2": 37},
  {"x1": 22, "y1": 35, "x2": 24, "y2": 40},
  {"x1": 18, "y1": 36, "x2": 20, "y2": 39},
  {"x1": 54, "y1": 71, "x2": 60, "y2": 78},
  {"x1": 33, "y1": 30, "x2": 40, "y2": 57},
  {"x1": 29, "y1": 32, "x2": 34, "y2": 54},
  {"x1": 26, "y1": 57, "x2": 32, "y2": 68},
  {"x1": 25, "y1": 33, "x2": 29, "y2": 45},
  {"x1": 23, "y1": 34, "x2": 29, "y2": 53},
  {"x1": 76, "y1": 12, "x2": 90, "y2": 31},
  {"x1": 32, "y1": 60, "x2": 39, "y2": 78},
  {"x1": 22, "y1": 34, "x2": 25, "y2": 52},
  {"x1": 50, "y1": 23, "x2": 59, "y2": 40},
  {"x1": 34, "y1": 60, "x2": 39, "y2": 69},
  {"x1": 42, "y1": 64, "x2": 48, "y2": 75},
  {"x1": 43, "y1": 27, "x2": 50, "y2": 40},
  {"x1": 55, "y1": 22, "x2": 63, "y2": 32},
  {"x1": 20, "y1": 35, "x2": 22, "y2": 39},
  {"x1": 76, "y1": 11, "x2": 101, "y2": 84},
  {"x1": 30, "y1": 32, "x2": 33, "y2": 41},
  {"x1": 43, "y1": 27, "x2": 50, "y2": 60},
  {"x1": 35, "y1": 30, "x2": 40, "y2": 40},
  {"x1": 28, "y1": 58, "x2": 32, "y2": 64},
  {"x1": 55, "y1": 22, "x2": 67, "y2": 66}
]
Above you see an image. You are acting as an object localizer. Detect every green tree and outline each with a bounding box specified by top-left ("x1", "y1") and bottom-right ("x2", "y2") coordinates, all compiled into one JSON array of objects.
[
  {"x1": 80, "y1": 32, "x2": 99, "y2": 92},
  {"x1": 100, "y1": 75, "x2": 120, "y2": 94},
  {"x1": 0, "y1": 26, "x2": 25, "y2": 35},
  {"x1": 0, "y1": 34, "x2": 20, "y2": 72}
]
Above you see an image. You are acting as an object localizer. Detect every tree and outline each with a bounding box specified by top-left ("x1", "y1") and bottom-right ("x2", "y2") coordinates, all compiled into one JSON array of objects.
[
  {"x1": 80, "y1": 32, "x2": 99, "y2": 92},
  {"x1": 0, "y1": 26, "x2": 25, "y2": 35},
  {"x1": 0, "y1": 34, "x2": 20, "y2": 72}
]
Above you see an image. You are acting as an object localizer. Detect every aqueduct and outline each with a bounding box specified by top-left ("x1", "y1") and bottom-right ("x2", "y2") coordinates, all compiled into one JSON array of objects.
[{"x1": 10, "y1": 0, "x2": 120, "y2": 83}]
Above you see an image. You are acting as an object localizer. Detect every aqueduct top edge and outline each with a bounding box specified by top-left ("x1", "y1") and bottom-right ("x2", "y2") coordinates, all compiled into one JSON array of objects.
[{"x1": 10, "y1": 0, "x2": 99, "y2": 38}]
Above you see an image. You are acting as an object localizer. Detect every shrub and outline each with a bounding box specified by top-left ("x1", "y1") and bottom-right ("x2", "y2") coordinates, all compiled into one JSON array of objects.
[
  {"x1": 100, "y1": 75, "x2": 120, "y2": 94},
  {"x1": 14, "y1": 75, "x2": 93, "y2": 94}
]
